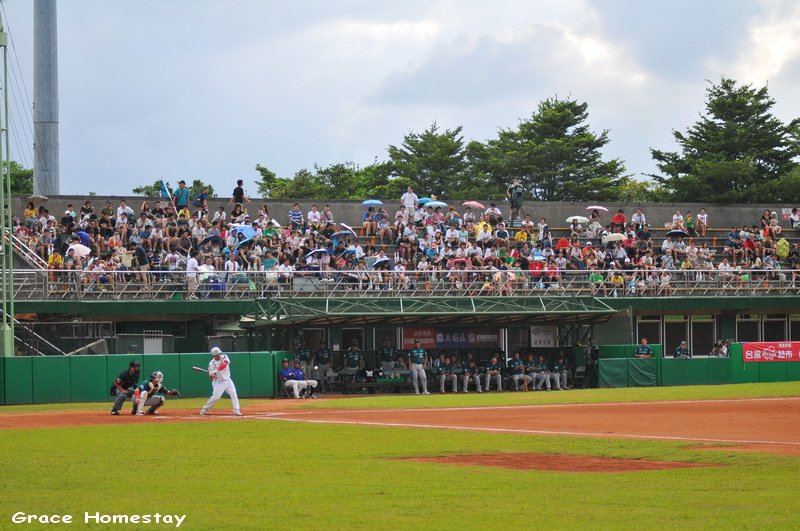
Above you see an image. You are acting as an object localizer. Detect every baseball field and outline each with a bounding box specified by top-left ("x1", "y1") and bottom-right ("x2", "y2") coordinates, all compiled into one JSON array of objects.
[{"x1": 1, "y1": 382, "x2": 799, "y2": 530}]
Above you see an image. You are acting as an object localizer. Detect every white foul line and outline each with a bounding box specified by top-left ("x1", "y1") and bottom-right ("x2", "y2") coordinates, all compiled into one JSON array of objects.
[
  {"x1": 275, "y1": 395, "x2": 800, "y2": 416},
  {"x1": 256, "y1": 415, "x2": 800, "y2": 447}
]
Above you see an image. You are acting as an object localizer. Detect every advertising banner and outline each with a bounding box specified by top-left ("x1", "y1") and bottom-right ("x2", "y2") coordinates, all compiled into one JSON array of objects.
[
  {"x1": 742, "y1": 341, "x2": 800, "y2": 362},
  {"x1": 402, "y1": 328, "x2": 436, "y2": 349},
  {"x1": 435, "y1": 328, "x2": 499, "y2": 349}
]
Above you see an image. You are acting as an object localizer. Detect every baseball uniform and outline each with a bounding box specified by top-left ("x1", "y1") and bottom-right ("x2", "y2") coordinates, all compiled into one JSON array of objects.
[
  {"x1": 438, "y1": 360, "x2": 457, "y2": 393},
  {"x1": 408, "y1": 344, "x2": 429, "y2": 395},
  {"x1": 461, "y1": 363, "x2": 482, "y2": 393},
  {"x1": 484, "y1": 359, "x2": 502, "y2": 391},
  {"x1": 200, "y1": 349, "x2": 242, "y2": 415}
]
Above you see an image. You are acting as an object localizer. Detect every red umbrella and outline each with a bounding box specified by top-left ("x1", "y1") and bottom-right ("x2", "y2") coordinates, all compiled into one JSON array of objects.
[{"x1": 462, "y1": 201, "x2": 485, "y2": 209}]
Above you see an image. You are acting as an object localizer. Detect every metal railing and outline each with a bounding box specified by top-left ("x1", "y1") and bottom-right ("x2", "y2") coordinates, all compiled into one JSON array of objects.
[
  {"x1": 10, "y1": 267, "x2": 800, "y2": 301},
  {"x1": 5, "y1": 231, "x2": 48, "y2": 270}
]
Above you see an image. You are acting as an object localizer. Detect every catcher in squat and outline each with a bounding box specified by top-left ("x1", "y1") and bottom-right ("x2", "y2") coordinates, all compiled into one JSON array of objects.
[{"x1": 134, "y1": 371, "x2": 181, "y2": 415}]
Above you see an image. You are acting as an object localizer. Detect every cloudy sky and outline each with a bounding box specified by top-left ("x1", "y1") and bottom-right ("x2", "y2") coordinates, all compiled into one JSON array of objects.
[{"x1": 3, "y1": 0, "x2": 800, "y2": 196}]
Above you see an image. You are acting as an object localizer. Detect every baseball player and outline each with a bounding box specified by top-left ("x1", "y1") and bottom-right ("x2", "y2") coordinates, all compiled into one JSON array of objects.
[
  {"x1": 292, "y1": 359, "x2": 318, "y2": 398},
  {"x1": 134, "y1": 371, "x2": 181, "y2": 416},
  {"x1": 199, "y1": 346, "x2": 242, "y2": 416},
  {"x1": 509, "y1": 351, "x2": 530, "y2": 391},
  {"x1": 533, "y1": 353, "x2": 551, "y2": 390},
  {"x1": 377, "y1": 336, "x2": 397, "y2": 372},
  {"x1": 437, "y1": 356, "x2": 457, "y2": 393},
  {"x1": 408, "y1": 339, "x2": 430, "y2": 395},
  {"x1": 551, "y1": 352, "x2": 570, "y2": 390},
  {"x1": 110, "y1": 359, "x2": 141, "y2": 415},
  {"x1": 461, "y1": 359, "x2": 482, "y2": 393},
  {"x1": 279, "y1": 358, "x2": 307, "y2": 398},
  {"x1": 294, "y1": 340, "x2": 312, "y2": 373},
  {"x1": 634, "y1": 337, "x2": 654, "y2": 358},
  {"x1": 484, "y1": 355, "x2": 502, "y2": 392},
  {"x1": 314, "y1": 341, "x2": 332, "y2": 392}
]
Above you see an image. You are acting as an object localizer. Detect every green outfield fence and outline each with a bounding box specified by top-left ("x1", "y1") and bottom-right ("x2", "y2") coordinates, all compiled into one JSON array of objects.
[
  {"x1": 0, "y1": 351, "x2": 292, "y2": 405},
  {"x1": 599, "y1": 343, "x2": 800, "y2": 388}
]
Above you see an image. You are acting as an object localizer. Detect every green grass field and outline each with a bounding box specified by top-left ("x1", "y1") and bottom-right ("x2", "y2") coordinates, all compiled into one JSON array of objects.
[{"x1": 1, "y1": 383, "x2": 799, "y2": 530}]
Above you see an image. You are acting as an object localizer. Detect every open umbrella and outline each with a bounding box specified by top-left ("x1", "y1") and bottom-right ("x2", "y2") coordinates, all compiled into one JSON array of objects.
[
  {"x1": 372, "y1": 257, "x2": 391, "y2": 268},
  {"x1": 331, "y1": 231, "x2": 354, "y2": 239},
  {"x1": 426, "y1": 201, "x2": 448, "y2": 208},
  {"x1": 603, "y1": 233, "x2": 625, "y2": 242},
  {"x1": 362, "y1": 199, "x2": 383, "y2": 207},
  {"x1": 68, "y1": 243, "x2": 91, "y2": 258},
  {"x1": 418, "y1": 197, "x2": 433, "y2": 205},
  {"x1": 27, "y1": 194, "x2": 49, "y2": 204},
  {"x1": 446, "y1": 258, "x2": 470, "y2": 267},
  {"x1": 586, "y1": 205, "x2": 609, "y2": 213},
  {"x1": 199, "y1": 235, "x2": 225, "y2": 247},
  {"x1": 566, "y1": 215, "x2": 589, "y2": 224},
  {"x1": 230, "y1": 224, "x2": 257, "y2": 240},
  {"x1": 340, "y1": 223, "x2": 356, "y2": 234},
  {"x1": 462, "y1": 201, "x2": 485, "y2": 209},
  {"x1": 666, "y1": 229, "x2": 690, "y2": 238},
  {"x1": 236, "y1": 238, "x2": 254, "y2": 250},
  {"x1": 305, "y1": 248, "x2": 329, "y2": 258}
]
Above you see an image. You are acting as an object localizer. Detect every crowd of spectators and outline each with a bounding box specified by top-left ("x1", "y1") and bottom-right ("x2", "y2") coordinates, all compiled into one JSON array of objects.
[{"x1": 10, "y1": 186, "x2": 800, "y2": 296}]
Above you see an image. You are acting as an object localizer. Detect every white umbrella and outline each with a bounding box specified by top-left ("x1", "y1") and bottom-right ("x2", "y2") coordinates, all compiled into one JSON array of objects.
[
  {"x1": 566, "y1": 216, "x2": 589, "y2": 224},
  {"x1": 603, "y1": 233, "x2": 625, "y2": 242},
  {"x1": 586, "y1": 205, "x2": 609, "y2": 213},
  {"x1": 68, "y1": 243, "x2": 91, "y2": 258}
]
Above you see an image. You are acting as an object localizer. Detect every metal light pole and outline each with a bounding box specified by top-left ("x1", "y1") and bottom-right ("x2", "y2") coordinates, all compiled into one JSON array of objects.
[
  {"x1": 0, "y1": 10, "x2": 13, "y2": 356},
  {"x1": 33, "y1": 0, "x2": 59, "y2": 196}
]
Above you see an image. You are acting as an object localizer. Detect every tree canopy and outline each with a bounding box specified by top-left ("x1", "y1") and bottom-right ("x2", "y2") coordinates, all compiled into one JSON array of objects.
[
  {"x1": 650, "y1": 77, "x2": 800, "y2": 203},
  {"x1": 481, "y1": 98, "x2": 628, "y2": 202},
  {"x1": 7, "y1": 161, "x2": 33, "y2": 195}
]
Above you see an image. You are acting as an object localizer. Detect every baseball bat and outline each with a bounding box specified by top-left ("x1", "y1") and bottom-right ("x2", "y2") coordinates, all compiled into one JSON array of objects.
[{"x1": 191, "y1": 366, "x2": 209, "y2": 373}]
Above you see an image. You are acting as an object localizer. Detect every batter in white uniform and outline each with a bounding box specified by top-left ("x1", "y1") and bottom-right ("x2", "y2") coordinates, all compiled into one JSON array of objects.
[{"x1": 200, "y1": 347, "x2": 242, "y2": 416}]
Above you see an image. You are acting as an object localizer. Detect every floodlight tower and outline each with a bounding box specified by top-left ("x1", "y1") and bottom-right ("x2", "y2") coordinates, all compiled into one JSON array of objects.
[{"x1": 33, "y1": 0, "x2": 59, "y2": 195}]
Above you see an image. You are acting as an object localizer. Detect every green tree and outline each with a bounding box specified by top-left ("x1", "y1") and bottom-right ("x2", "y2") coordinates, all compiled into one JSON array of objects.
[
  {"x1": 387, "y1": 122, "x2": 468, "y2": 198},
  {"x1": 132, "y1": 179, "x2": 215, "y2": 198},
  {"x1": 650, "y1": 77, "x2": 800, "y2": 203},
  {"x1": 483, "y1": 98, "x2": 627, "y2": 201},
  {"x1": 7, "y1": 161, "x2": 33, "y2": 194}
]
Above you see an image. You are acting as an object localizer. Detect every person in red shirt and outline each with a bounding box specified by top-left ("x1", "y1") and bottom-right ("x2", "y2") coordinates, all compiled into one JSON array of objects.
[{"x1": 611, "y1": 209, "x2": 626, "y2": 229}]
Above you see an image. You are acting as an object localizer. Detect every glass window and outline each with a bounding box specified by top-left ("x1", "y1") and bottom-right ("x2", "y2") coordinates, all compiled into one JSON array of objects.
[
  {"x1": 637, "y1": 319, "x2": 661, "y2": 345},
  {"x1": 664, "y1": 319, "x2": 688, "y2": 356},
  {"x1": 763, "y1": 317, "x2": 787, "y2": 342},
  {"x1": 690, "y1": 318, "x2": 716, "y2": 356},
  {"x1": 736, "y1": 317, "x2": 760, "y2": 342}
]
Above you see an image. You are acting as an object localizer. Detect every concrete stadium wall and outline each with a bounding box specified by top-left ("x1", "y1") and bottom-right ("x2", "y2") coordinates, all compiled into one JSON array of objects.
[
  {"x1": 0, "y1": 352, "x2": 282, "y2": 405},
  {"x1": 10, "y1": 195, "x2": 797, "y2": 232}
]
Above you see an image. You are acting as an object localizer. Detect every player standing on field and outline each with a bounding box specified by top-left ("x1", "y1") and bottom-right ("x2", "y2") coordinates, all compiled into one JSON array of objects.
[
  {"x1": 200, "y1": 347, "x2": 242, "y2": 416},
  {"x1": 408, "y1": 339, "x2": 430, "y2": 395}
]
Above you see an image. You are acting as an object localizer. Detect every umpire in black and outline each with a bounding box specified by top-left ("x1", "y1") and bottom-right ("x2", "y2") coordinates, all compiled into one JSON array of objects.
[{"x1": 110, "y1": 360, "x2": 141, "y2": 415}]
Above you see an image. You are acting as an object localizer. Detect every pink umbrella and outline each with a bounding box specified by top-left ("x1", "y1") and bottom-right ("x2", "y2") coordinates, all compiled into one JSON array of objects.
[
  {"x1": 462, "y1": 201, "x2": 485, "y2": 209},
  {"x1": 586, "y1": 205, "x2": 609, "y2": 213}
]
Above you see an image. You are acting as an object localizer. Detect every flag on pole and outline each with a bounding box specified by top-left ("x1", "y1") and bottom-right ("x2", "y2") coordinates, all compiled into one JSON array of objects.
[{"x1": 160, "y1": 179, "x2": 172, "y2": 199}]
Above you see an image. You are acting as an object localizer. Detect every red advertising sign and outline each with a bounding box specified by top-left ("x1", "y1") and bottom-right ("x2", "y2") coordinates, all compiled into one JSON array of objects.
[
  {"x1": 402, "y1": 328, "x2": 436, "y2": 349},
  {"x1": 742, "y1": 342, "x2": 800, "y2": 362}
]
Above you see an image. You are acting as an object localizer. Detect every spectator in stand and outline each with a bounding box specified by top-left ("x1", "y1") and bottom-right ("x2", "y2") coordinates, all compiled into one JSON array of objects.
[
  {"x1": 685, "y1": 211, "x2": 696, "y2": 236},
  {"x1": 790, "y1": 207, "x2": 800, "y2": 229},
  {"x1": 400, "y1": 186, "x2": 419, "y2": 212},
  {"x1": 231, "y1": 179, "x2": 250, "y2": 205},
  {"x1": 307, "y1": 204, "x2": 322, "y2": 232},
  {"x1": 362, "y1": 207, "x2": 376, "y2": 237},
  {"x1": 611, "y1": 209, "x2": 626, "y2": 230},
  {"x1": 631, "y1": 207, "x2": 646, "y2": 231},
  {"x1": 173, "y1": 180, "x2": 190, "y2": 210},
  {"x1": 484, "y1": 203, "x2": 503, "y2": 227},
  {"x1": 321, "y1": 204, "x2": 334, "y2": 224},
  {"x1": 697, "y1": 208, "x2": 709, "y2": 236}
]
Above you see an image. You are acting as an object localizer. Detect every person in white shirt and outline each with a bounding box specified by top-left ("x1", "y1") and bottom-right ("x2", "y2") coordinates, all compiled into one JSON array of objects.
[
  {"x1": 400, "y1": 186, "x2": 419, "y2": 211},
  {"x1": 307, "y1": 204, "x2": 322, "y2": 230},
  {"x1": 631, "y1": 208, "x2": 646, "y2": 230},
  {"x1": 185, "y1": 250, "x2": 200, "y2": 299},
  {"x1": 697, "y1": 208, "x2": 709, "y2": 236},
  {"x1": 212, "y1": 206, "x2": 226, "y2": 224},
  {"x1": 395, "y1": 206, "x2": 409, "y2": 225}
]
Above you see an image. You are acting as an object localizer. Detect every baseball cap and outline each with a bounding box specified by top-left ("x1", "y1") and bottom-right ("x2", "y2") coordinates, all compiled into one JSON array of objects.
[
  {"x1": 414, "y1": 339, "x2": 421, "y2": 343},
  {"x1": 129, "y1": 360, "x2": 140, "y2": 368},
  {"x1": 282, "y1": 357, "x2": 289, "y2": 363},
  {"x1": 178, "y1": 179, "x2": 186, "y2": 184}
]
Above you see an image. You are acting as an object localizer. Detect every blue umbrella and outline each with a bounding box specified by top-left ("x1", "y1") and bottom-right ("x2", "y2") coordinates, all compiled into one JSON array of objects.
[
  {"x1": 331, "y1": 230, "x2": 355, "y2": 238},
  {"x1": 418, "y1": 197, "x2": 433, "y2": 205},
  {"x1": 362, "y1": 199, "x2": 383, "y2": 207},
  {"x1": 75, "y1": 231, "x2": 90, "y2": 245},
  {"x1": 305, "y1": 248, "x2": 330, "y2": 258},
  {"x1": 199, "y1": 235, "x2": 225, "y2": 247},
  {"x1": 230, "y1": 224, "x2": 257, "y2": 240},
  {"x1": 426, "y1": 201, "x2": 448, "y2": 208},
  {"x1": 372, "y1": 257, "x2": 391, "y2": 268},
  {"x1": 236, "y1": 238, "x2": 254, "y2": 250}
]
